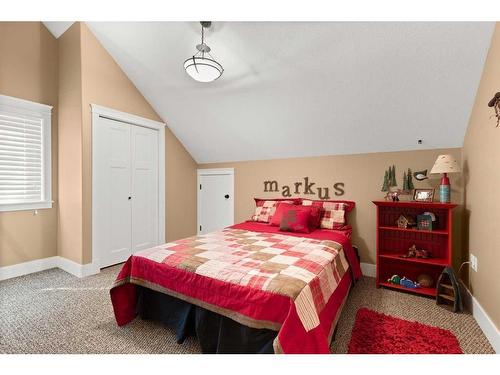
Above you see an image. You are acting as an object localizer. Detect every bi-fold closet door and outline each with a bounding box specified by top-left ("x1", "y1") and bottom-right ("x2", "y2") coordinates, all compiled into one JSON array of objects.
[{"x1": 93, "y1": 116, "x2": 159, "y2": 268}]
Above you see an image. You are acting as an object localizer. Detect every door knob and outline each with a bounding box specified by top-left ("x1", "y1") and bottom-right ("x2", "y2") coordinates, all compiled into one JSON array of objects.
[{"x1": 224, "y1": 194, "x2": 230, "y2": 199}]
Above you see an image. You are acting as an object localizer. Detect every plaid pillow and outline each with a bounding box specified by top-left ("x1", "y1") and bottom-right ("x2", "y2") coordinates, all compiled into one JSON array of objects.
[
  {"x1": 320, "y1": 205, "x2": 346, "y2": 229},
  {"x1": 254, "y1": 198, "x2": 301, "y2": 206},
  {"x1": 302, "y1": 200, "x2": 348, "y2": 229},
  {"x1": 251, "y1": 200, "x2": 294, "y2": 223},
  {"x1": 302, "y1": 199, "x2": 355, "y2": 212}
]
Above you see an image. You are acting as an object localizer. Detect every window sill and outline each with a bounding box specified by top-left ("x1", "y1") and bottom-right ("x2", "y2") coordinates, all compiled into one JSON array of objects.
[{"x1": 0, "y1": 201, "x2": 53, "y2": 213}]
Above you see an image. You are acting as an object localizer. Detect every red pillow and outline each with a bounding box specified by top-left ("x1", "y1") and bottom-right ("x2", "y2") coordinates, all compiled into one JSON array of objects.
[
  {"x1": 279, "y1": 207, "x2": 312, "y2": 234},
  {"x1": 271, "y1": 203, "x2": 321, "y2": 230},
  {"x1": 307, "y1": 205, "x2": 322, "y2": 229},
  {"x1": 270, "y1": 202, "x2": 295, "y2": 226}
]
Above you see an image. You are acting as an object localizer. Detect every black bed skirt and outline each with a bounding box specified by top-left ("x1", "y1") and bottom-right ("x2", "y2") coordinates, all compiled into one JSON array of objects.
[{"x1": 136, "y1": 286, "x2": 277, "y2": 354}]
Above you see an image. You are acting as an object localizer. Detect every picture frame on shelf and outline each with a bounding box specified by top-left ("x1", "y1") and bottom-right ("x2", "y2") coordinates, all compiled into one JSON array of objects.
[{"x1": 413, "y1": 188, "x2": 434, "y2": 202}]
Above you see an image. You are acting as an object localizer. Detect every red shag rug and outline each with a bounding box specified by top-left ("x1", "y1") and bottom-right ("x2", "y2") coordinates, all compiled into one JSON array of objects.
[{"x1": 348, "y1": 308, "x2": 462, "y2": 354}]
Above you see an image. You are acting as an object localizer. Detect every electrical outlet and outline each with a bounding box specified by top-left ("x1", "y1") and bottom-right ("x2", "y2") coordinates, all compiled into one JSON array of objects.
[{"x1": 470, "y1": 254, "x2": 478, "y2": 272}]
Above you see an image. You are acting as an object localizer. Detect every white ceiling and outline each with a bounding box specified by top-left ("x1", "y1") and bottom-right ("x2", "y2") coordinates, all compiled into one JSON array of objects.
[
  {"x1": 43, "y1": 22, "x2": 74, "y2": 38},
  {"x1": 86, "y1": 22, "x2": 494, "y2": 163}
]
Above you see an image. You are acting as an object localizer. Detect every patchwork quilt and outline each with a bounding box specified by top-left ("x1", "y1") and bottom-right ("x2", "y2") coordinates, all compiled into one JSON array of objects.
[{"x1": 110, "y1": 227, "x2": 357, "y2": 353}]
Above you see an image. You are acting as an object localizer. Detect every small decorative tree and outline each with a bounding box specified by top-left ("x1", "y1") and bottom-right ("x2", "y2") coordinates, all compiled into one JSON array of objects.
[
  {"x1": 390, "y1": 165, "x2": 397, "y2": 187},
  {"x1": 407, "y1": 168, "x2": 415, "y2": 190},
  {"x1": 402, "y1": 171, "x2": 409, "y2": 191},
  {"x1": 381, "y1": 170, "x2": 389, "y2": 192}
]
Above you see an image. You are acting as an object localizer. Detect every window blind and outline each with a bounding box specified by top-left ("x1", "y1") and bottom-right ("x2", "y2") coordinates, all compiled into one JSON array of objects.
[{"x1": 0, "y1": 113, "x2": 44, "y2": 205}]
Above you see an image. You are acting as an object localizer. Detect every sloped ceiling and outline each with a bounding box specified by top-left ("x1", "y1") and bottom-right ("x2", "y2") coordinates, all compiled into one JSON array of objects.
[
  {"x1": 43, "y1": 21, "x2": 74, "y2": 38},
  {"x1": 86, "y1": 22, "x2": 494, "y2": 163}
]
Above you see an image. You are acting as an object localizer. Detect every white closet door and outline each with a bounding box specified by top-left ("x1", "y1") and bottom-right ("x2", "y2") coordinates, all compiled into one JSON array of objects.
[
  {"x1": 130, "y1": 125, "x2": 159, "y2": 252},
  {"x1": 94, "y1": 117, "x2": 132, "y2": 268}
]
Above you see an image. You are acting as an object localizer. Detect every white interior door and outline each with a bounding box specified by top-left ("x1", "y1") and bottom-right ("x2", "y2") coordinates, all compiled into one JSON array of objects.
[
  {"x1": 94, "y1": 116, "x2": 160, "y2": 268},
  {"x1": 131, "y1": 125, "x2": 159, "y2": 252},
  {"x1": 198, "y1": 169, "x2": 234, "y2": 235},
  {"x1": 93, "y1": 117, "x2": 133, "y2": 268}
]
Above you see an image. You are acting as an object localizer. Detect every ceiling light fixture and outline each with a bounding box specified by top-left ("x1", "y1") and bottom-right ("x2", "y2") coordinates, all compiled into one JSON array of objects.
[{"x1": 184, "y1": 21, "x2": 223, "y2": 83}]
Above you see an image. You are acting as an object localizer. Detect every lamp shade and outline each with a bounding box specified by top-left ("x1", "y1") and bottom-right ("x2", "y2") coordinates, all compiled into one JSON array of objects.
[
  {"x1": 430, "y1": 154, "x2": 461, "y2": 174},
  {"x1": 184, "y1": 22, "x2": 223, "y2": 83},
  {"x1": 184, "y1": 56, "x2": 223, "y2": 83}
]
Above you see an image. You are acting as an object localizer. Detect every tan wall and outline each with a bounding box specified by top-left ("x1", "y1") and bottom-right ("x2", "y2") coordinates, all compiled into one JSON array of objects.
[
  {"x1": 1, "y1": 22, "x2": 197, "y2": 268},
  {"x1": 57, "y1": 23, "x2": 84, "y2": 264},
  {"x1": 164, "y1": 126, "x2": 198, "y2": 241},
  {"x1": 0, "y1": 22, "x2": 59, "y2": 267},
  {"x1": 200, "y1": 148, "x2": 463, "y2": 266},
  {"x1": 462, "y1": 23, "x2": 500, "y2": 329},
  {"x1": 77, "y1": 23, "x2": 197, "y2": 263}
]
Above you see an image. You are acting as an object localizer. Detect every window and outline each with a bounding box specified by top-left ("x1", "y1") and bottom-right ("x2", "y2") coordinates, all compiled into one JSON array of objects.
[{"x1": 0, "y1": 95, "x2": 52, "y2": 212}]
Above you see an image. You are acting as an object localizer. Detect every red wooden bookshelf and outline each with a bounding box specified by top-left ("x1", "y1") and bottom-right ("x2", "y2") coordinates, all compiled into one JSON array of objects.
[{"x1": 373, "y1": 200, "x2": 457, "y2": 297}]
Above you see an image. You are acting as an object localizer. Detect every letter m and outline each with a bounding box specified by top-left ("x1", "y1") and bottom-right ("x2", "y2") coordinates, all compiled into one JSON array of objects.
[{"x1": 263, "y1": 180, "x2": 279, "y2": 192}]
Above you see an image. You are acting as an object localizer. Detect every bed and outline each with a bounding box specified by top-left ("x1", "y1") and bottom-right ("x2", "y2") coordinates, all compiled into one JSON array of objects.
[{"x1": 110, "y1": 220, "x2": 361, "y2": 354}]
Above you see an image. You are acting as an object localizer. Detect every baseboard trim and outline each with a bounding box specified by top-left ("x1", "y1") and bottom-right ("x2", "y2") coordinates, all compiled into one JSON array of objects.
[
  {"x1": 0, "y1": 257, "x2": 59, "y2": 281},
  {"x1": 0, "y1": 256, "x2": 99, "y2": 281},
  {"x1": 461, "y1": 283, "x2": 499, "y2": 353},
  {"x1": 57, "y1": 257, "x2": 100, "y2": 278},
  {"x1": 360, "y1": 262, "x2": 376, "y2": 277}
]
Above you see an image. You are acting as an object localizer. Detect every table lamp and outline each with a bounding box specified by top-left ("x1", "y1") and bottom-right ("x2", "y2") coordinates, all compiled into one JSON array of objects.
[{"x1": 430, "y1": 154, "x2": 461, "y2": 203}]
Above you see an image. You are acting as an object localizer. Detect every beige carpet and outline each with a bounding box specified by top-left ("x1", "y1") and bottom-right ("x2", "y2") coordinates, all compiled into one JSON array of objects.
[{"x1": 0, "y1": 265, "x2": 494, "y2": 354}]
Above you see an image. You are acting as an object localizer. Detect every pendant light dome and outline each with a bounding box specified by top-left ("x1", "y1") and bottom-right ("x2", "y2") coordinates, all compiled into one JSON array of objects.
[{"x1": 184, "y1": 21, "x2": 224, "y2": 83}]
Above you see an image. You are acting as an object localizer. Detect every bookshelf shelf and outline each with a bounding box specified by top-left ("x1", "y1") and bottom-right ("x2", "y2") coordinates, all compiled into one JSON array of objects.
[{"x1": 373, "y1": 200, "x2": 457, "y2": 297}]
